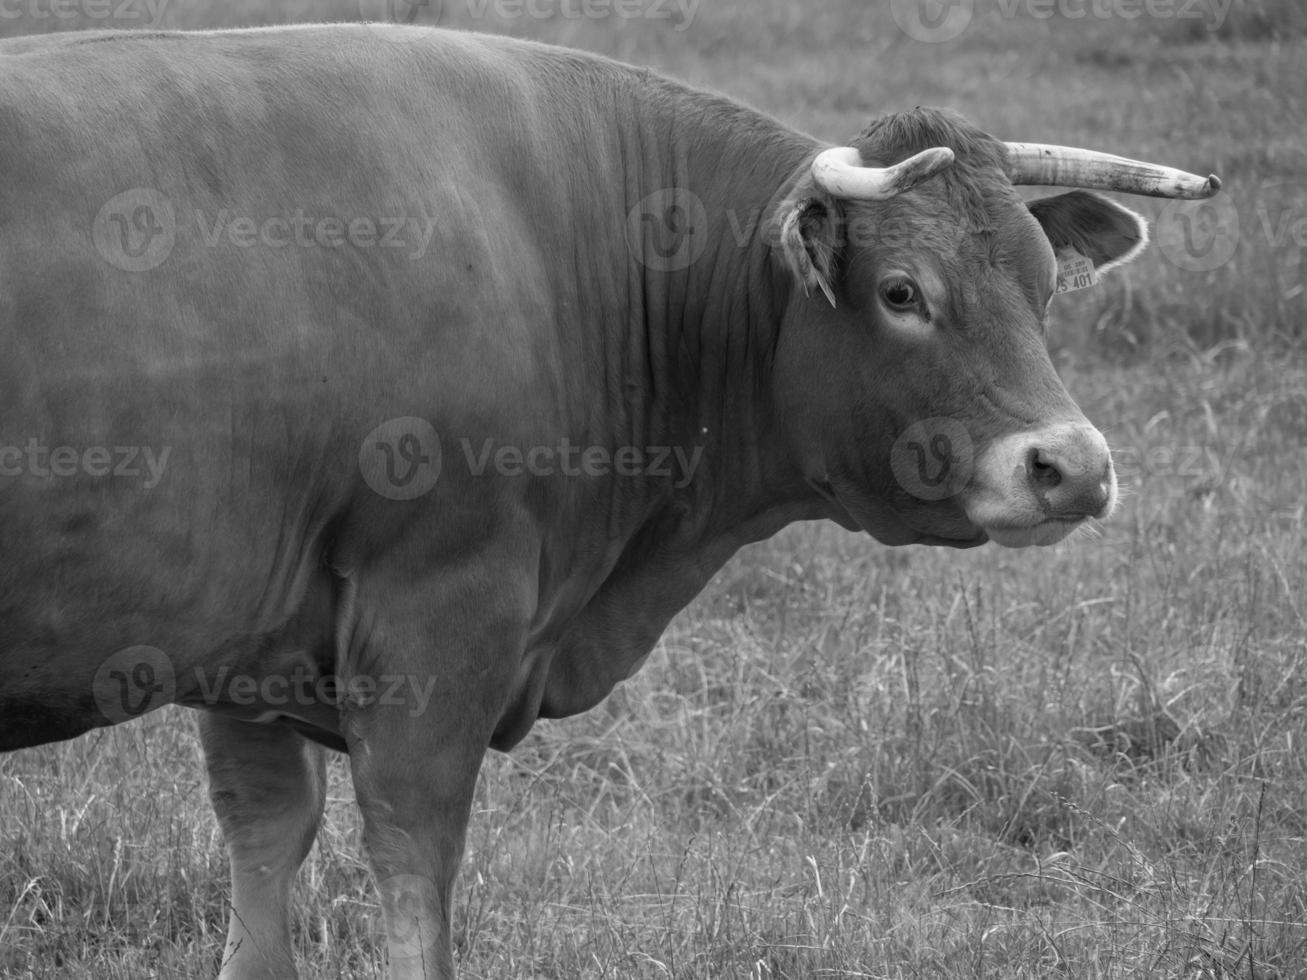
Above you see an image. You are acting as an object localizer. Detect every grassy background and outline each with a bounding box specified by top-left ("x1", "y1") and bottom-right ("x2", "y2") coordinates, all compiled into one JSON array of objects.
[{"x1": 2, "y1": 1, "x2": 1305, "y2": 977}]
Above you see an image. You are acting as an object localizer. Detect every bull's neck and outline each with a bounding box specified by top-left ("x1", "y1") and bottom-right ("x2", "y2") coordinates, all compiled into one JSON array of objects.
[{"x1": 606, "y1": 79, "x2": 820, "y2": 546}]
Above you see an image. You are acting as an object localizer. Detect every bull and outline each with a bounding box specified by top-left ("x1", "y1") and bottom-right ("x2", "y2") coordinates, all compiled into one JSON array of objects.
[{"x1": 0, "y1": 23, "x2": 1219, "y2": 979}]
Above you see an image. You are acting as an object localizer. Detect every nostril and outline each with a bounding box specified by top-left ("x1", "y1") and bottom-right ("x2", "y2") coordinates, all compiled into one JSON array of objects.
[{"x1": 1027, "y1": 448, "x2": 1062, "y2": 488}]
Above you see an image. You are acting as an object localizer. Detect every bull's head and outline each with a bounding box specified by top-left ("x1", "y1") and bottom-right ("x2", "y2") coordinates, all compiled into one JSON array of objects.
[{"x1": 772, "y1": 109, "x2": 1219, "y2": 548}]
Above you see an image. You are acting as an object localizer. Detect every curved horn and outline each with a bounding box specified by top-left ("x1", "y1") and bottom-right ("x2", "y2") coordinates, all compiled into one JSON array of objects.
[
  {"x1": 1005, "y1": 142, "x2": 1221, "y2": 199},
  {"x1": 812, "y1": 145, "x2": 955, "y2": 201}
]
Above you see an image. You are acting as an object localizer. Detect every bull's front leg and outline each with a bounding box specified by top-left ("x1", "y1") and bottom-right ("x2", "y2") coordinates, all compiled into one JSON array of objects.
[{"x1": 338, "y1": 564, "x2": 528, "y2": 980}]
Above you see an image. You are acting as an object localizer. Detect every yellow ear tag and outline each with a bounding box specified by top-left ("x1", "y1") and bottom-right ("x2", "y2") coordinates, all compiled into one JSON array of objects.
[{"x1": 1055, "y1": 249, "x2": 1099, "y2": 293}]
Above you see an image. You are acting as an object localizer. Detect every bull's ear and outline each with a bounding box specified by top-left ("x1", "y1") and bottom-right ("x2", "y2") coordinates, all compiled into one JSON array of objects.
[
  {"x1": 1028, "y1": 190, "x2": 1148, "y2": 275},
  {"x1": 778, "y1": 195, "x2": 840, "y2": 307}
]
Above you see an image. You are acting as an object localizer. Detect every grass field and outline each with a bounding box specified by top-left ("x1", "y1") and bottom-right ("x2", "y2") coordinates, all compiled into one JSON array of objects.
[{"x1": 2, "y1": 0, "x2": 1306, "y2": 977}]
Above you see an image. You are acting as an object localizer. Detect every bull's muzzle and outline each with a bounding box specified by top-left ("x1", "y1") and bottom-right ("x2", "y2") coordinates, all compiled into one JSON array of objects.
[{"x1": 967, "y1": 422, "x2": 1117, "y2": 547}]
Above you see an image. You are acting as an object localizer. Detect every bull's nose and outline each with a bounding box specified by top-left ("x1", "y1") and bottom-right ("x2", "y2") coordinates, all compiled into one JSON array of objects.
[{"x1": 1025, "y1": 435, "x2": 1114, "y2": 519}]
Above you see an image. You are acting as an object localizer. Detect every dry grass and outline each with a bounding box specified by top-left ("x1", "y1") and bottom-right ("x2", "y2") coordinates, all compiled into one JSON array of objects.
[{"x1": 2, "y1": 1, "x2": 1305, "y2": 978}]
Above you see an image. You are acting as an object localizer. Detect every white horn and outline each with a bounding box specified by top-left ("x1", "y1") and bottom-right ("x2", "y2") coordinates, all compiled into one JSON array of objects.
[
  {"x1": 1005, "y1": 142, "x2": 1221, "y2": 199},
  {"x1": 811, "y1": 145, "x2": 955, "y2": 201}
]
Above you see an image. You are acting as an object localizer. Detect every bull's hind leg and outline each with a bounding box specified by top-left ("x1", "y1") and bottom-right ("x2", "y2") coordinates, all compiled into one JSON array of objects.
[{"x1": 200, "y1": 714, "x2": 327, "y2": 980}]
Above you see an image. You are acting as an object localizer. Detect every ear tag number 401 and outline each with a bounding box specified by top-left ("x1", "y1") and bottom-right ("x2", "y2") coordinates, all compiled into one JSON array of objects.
[{"x1": 1055, "y1": 249, "x2": 1099, "y2": 293}]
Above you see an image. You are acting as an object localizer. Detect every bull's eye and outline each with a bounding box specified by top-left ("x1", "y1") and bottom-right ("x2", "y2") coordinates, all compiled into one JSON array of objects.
[{"x1": 880, "y1": 276, "x2": 919, "y2": 312}]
